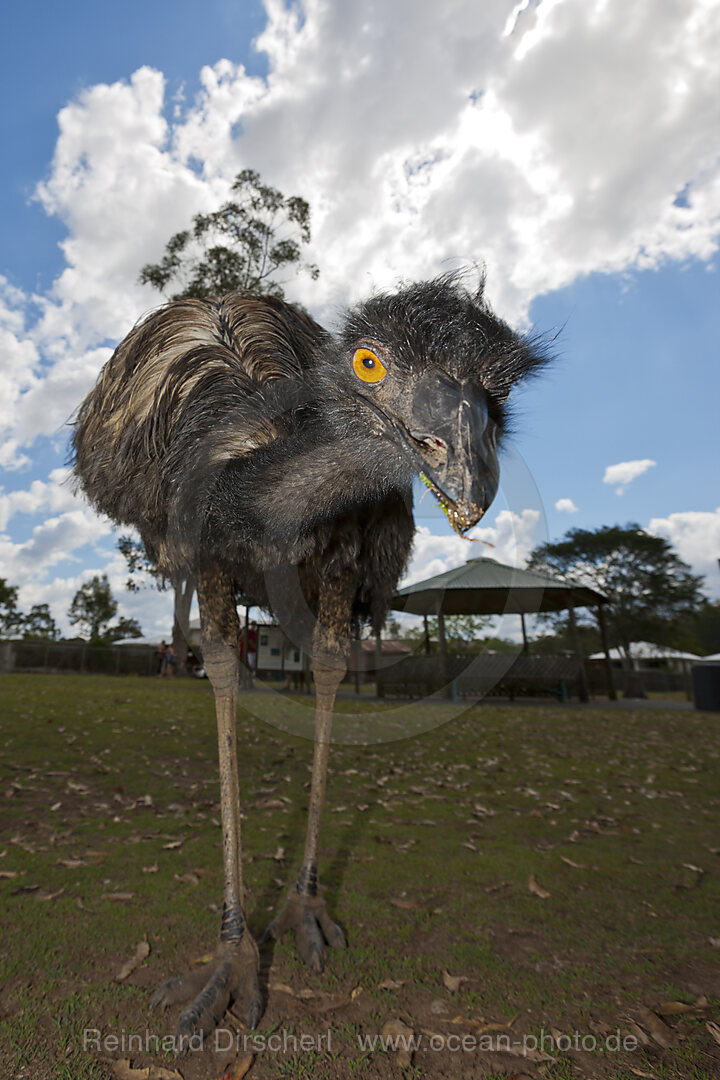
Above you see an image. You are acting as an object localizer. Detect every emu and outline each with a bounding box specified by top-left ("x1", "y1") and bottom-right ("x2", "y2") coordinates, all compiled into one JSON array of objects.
[{"x1": 72, "y1": 274, "x2": 544, "y2": 1045}]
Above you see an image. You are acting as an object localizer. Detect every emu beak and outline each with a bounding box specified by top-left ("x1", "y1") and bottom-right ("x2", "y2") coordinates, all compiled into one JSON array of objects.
[{"x1": 402, "y1": 373, "x2": 499, "y2": 533}]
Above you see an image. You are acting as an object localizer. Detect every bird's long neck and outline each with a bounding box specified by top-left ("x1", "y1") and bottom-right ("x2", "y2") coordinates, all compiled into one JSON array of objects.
[{"x1": 203, "y1": 415, "x2": 412, "y2": 560}]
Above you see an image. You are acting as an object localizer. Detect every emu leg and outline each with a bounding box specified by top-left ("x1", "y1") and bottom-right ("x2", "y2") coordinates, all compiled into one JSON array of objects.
[
  {"x1": 151, "y1": 567, "x2": 261, "y2": 1046},
  {"x1": 263, "y1": 572, "x2": 353, "y2": 970}
]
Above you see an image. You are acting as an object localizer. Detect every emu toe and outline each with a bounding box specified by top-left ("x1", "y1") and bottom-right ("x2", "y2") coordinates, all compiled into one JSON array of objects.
[
  {"x1": 151, "y1": 936, "x2": 261, "y2": 1053},
  {"x1": 262, "y1": 891, "x2": 346, "y2": 972}
]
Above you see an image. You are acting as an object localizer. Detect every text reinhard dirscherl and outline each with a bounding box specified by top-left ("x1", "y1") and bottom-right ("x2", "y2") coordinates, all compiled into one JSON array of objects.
[{"x1": 83, "y1": 1026, "x2": 639, "y2": 1057}]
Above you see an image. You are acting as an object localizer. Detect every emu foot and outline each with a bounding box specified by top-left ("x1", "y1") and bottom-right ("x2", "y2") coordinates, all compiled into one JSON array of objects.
[
  {"x1": 262, "y1": 891, "x2": 346, "y2": 972},
  {"x1": 150, "y1": 935, "x2": 261, "y2": 1052}
]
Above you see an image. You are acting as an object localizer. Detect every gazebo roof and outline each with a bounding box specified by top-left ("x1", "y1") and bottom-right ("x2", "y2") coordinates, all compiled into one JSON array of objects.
[{"x1": 391, "y1": 555, "x2": 607, "y2": 616}]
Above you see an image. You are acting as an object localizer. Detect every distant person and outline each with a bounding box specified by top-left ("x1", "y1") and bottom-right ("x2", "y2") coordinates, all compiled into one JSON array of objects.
[
  {"x1": 239, "y1": 621, "x2": 258, "y2": 683},
  {"x1": 155, "y1": 640, "x2": 167, "y2": 677},
  {"x1": 247, "y1": 621, "x2": 258, "y2": 673},
  {"x1": 164, "y1": 643, "x2": 177, "y2": 677}
]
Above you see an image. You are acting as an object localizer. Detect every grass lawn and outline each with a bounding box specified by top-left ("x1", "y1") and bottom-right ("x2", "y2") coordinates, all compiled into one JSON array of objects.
[{"x1": 0, "y1": 673, "x2": 719, "y2": 1080}]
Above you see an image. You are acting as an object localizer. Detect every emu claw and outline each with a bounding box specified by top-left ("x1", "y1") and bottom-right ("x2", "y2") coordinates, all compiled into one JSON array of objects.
[
  {"x1": 150, "y1": 936, "x2": 261, "y2": 1052},
  {"x1": 262, "y1": 891, "x2": 345, "y2": 972}
]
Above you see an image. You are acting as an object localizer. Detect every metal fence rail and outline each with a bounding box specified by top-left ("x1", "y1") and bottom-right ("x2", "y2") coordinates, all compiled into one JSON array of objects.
[{"x1": 0, "y1": 641, "x2": 157, "y2": 677}]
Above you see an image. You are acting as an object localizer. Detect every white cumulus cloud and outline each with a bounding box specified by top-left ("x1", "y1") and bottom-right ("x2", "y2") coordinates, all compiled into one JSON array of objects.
[
  {"x1": 648, "y1": 508, "x2": 720, "y2": 598},
  {"x1": 403, "y1": 508, "x2": 542, "y2": 586},
  {"x1": 603, "y1": 459, "x2": 656, "y2": 494},
  {"x1": 0, "y1": 0, "x2": 716, "y2": 466},
  {"x1": 555, "y1": 497, "x2": 578, "y2": 513}
]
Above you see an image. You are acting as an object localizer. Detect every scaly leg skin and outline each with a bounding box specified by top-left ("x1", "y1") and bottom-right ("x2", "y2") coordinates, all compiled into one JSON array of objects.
[
  {"x1": 263, "y1": 572, "x2": 354, "y2": 971},
  {"x1": 151, "y1": 568, "x2": 262, "y2": 1051}
]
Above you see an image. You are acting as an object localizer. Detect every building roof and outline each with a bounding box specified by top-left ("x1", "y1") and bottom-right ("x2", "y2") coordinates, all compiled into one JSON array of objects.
[
  {"x1": 359, "y1": 639, "x2": 411, "y2": 654},
  {"x1": 589, "y1": 642, "x2": 703, "y2": 661}
]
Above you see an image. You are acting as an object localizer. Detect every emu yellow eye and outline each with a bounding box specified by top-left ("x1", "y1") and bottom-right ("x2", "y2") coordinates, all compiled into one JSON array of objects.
[{"x1": 352, "y1": 348, "x2": 387, "y2": 384}]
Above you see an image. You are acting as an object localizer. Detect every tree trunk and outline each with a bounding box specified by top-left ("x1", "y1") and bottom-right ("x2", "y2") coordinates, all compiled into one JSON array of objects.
[
  {"x1": 567, "y1": 599, "x2": 589, "y2": 703},
  {"x1": 172, "y1": 576, "x2": 196, "y2": 676},
  {"x1": 596, "y1": 605, "x2": 617, "y2": 701},
  {"x1": 621, "y1": 642, "x2": 646, "y2": 698}
]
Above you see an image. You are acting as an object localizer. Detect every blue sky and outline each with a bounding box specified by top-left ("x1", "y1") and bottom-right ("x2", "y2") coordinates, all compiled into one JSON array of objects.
[{"x1": 1, "y1": 0, "x2": 718, "y2": 640}]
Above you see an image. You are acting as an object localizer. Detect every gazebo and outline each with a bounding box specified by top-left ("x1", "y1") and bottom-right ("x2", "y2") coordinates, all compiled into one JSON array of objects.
[{"x1": 390, "y1": 555, "x2": 611, "y2": 701}]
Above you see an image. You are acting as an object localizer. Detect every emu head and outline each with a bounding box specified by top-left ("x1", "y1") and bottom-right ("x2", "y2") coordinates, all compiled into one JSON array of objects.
[{"x1": 317, "y1": 275, "x2": 547, "y2": 533}]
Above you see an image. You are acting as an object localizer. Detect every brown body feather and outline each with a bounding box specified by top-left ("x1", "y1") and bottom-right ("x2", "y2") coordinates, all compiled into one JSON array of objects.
[{"x1": 73, "y1": 292, "x2": 330, "y2": 575}]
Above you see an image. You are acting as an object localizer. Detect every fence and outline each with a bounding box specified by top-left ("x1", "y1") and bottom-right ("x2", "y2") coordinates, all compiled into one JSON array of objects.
[
  {"x1": 585, "y1": 660, "x2": 688, "y2": 697},
  {"x1": 0, "y1": 640, "x2": 158, "y2": 677},
  {"x1": 377, "y1": 653, "x2": 582, "y2": 701}
]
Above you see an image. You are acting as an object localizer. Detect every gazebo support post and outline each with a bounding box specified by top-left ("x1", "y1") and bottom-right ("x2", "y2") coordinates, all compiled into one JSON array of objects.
[
  {"x1": 423, "y1": 614, "x2": 431, "y2": 656},
  {"x1": 567, "y1": 599, "x2": 589, "y2": 703},
  {"x1": 520, "y1": 613, "x2": 529, "y2": 654},
  {"x1": 437, "y1": 610, "x2": 453, "y2": 699},
  {"x1": 596, "y1": 605, "x2": 617, "y2": 701}
]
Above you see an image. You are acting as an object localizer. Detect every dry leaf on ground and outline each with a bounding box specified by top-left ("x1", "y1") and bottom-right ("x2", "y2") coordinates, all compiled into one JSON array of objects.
[
  {"x1": 174, "y1": 872, "x2": 199, "y2": 886},
  {"x1": 218, "y1": 1052, "x2": 254, "y2": 1079},
  {"x1": 442, "y1": 969, "x2": 468, "y2": 992},
  {"x1": 37, "y1": 886, "x2": 65, "y2": 901},
  {"x1": 636, "y1": 1006, "x2": 678, "y2": 1047},
  {"x1": 706, "y1": 1020, "x2": 720, "y2": 1046},
  {"x1": 378, "y1": 978, "x2": 407, "y2": 990},
  {"x1": 116, "y1": 939, "x2": 150, "y2": 982},
  {"x1": 655, "y1": 996, "x2": 708, "y2": 1017},
  {"x1": 389, "y1": 897, "x2": 417, "y2": 909},
  {"x1": 381, "y1": 1018, "x2": 414, "y2": 1068},
  {"x1": 527, "y1": 874, "x2": 551, "y2": 899},
  {"x1": 107, "y1": 1060, "x2": 183, "y2": 1079}
]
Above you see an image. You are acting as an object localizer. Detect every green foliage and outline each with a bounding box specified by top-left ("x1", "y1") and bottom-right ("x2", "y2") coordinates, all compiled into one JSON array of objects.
[
  {"x1": 403, "y1": 614, "x2": 493, "y2": 653},
  {"x1": 528, "y1": 523, "x2": 704, "y2": 659},
  {"x1": 67, "y1": 573, "x2": 142, "y2": 643},
  {"x1": 682, "y1": 600, "x2": 720, "y2": 656},
  {"x1": 0, "y1": 578, "x2": 23, "y2": 637},
  {"x1": 1, "y1": 583, "x2": 60, "y2": 640},
  {"x1": 117, "y1": 534, "x2": 162, "y2": 592},
  {"x1": 138, "y1": 168, "x2": 319, "y2": 301},
  {"x1": 21, "y1": 603, "x2": 60, "y2": 641},
  {"x1": 68, "y1": 574, "x2": 118, "y2": 641},
  {"x1": 106, "y1": 616, "x2": 143, "y2": 642}
]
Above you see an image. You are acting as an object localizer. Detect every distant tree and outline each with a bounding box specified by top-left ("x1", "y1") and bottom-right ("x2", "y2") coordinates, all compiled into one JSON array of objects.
[
  {"x1": 68, "y1": 575, "x2": 118, "y2": 642},
  {"x1": 528, "y1": 524, "x2": 704, "y2": 662},
  {"x1": 478, "y1": 635, "x2": 524, "y2": 655},
  {"x1": 138, "y1": 168, "x2": 319, "y2": 301},
  {"x1": 21, "y1": 603, "x2": 59, "y2": 641},
  {"x1": 0, "y1": 579, "x2": 23, "y2": 638},
  {"x1": 107, "y1": 616, "x2": 143, "y2": 643},
  {"x1": 685, "y1": 601, "x2": 720, "y2": 656},
  {"x1": 404, "y1": 614, "x2": 492, "y2": 654},
  {"x1": 117, "y1": 535, "x2": 161, "y2": 593},
  {"x1": 68, "y1": 574, "x2": 142, "y2": 644}
]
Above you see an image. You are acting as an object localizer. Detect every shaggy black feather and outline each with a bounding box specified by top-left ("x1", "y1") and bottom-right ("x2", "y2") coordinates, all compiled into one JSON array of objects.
[{"x1": 72, "y1": 275, "x2": 547, "y2": 632}]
